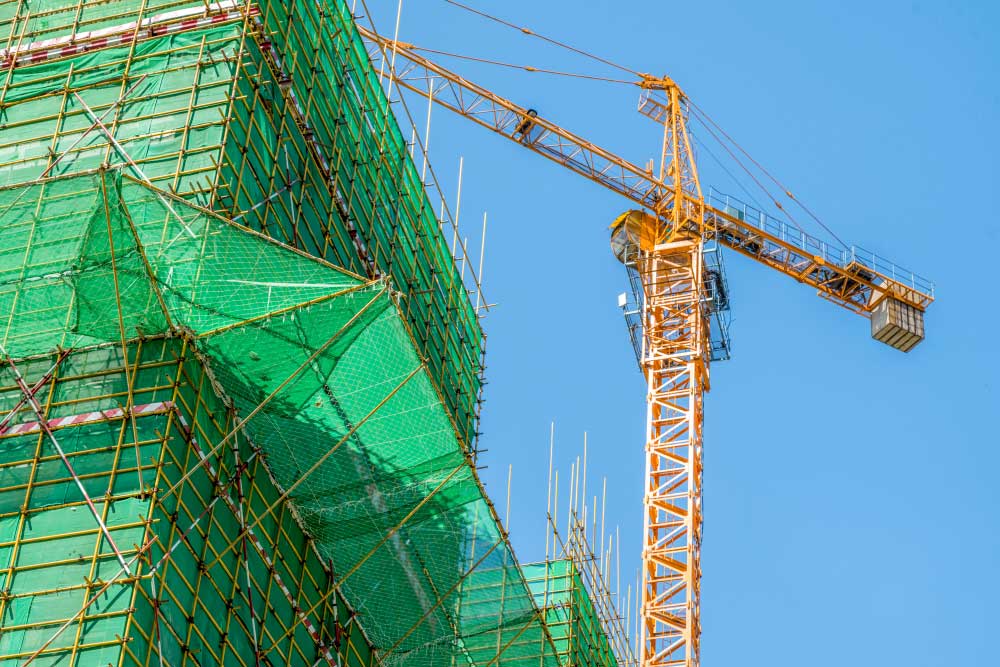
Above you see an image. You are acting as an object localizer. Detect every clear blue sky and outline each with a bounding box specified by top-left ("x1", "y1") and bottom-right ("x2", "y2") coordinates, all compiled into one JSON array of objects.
[{"x1": 364, "y1": 1, "x2": 998, "y2": 664}]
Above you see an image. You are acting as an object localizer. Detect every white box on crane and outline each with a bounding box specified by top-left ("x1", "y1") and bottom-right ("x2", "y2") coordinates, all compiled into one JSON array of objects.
[{"x1": 871, "y1": 297, "x2": 925, "y2": 352}]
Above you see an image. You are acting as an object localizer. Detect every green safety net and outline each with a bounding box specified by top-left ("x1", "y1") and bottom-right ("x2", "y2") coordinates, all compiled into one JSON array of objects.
[
  {"x1": 524, "y1": 560, "x2": 621, "y2": 667},
  {"x1": 0, "y1": 0, "x2": 484, "y2": 450},
  {"x1": 0, "y1": 336, "x2": 383, "y2": 666},
  {"x1": 0, "y1": 170, "x2": 558, "y2": 666},
  {"x1": 0, "y1": 169, "x2": 365, "y2": 357}
]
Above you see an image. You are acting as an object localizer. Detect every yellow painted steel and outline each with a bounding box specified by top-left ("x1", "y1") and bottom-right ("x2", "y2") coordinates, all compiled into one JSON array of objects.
[
  {"x1": 358, "y1": 28, "x2": 934, "y2": 315},
  {"x1": 633, "y1": 79, "x2": 706, "y2": 667}
]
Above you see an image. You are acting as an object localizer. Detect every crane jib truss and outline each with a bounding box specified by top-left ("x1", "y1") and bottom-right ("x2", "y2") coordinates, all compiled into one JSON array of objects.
[{"x1": 357, "y1": 27, "x2": 934, "y2": 317}]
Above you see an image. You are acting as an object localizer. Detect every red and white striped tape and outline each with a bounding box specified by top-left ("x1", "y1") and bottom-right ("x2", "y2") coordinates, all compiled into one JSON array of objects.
[
  {"x1": 2, "y1": 394, "x2": 339, "y2": 664},
  {"x1": 0, "y1": 400, "x2": 172, "y2": 436},
  {"x1": 0, "y1": 1, "x2": 258, "y2": 70}
]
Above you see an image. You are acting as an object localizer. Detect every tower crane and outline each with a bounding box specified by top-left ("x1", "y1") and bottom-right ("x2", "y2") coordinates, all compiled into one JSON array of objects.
[{"x1": 358, "y1": 25, "x2": 934, "y2": 667}]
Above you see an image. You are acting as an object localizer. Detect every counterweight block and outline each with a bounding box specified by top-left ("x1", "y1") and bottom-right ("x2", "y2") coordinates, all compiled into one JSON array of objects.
[{"x1": 871, "y1": 297, "x2": 925, "y2": 352}]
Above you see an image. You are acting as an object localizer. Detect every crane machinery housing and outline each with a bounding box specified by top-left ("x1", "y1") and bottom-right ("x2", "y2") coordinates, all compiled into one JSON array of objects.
[{"x1": 359, "y1": 25, "x2": 935, "y2": 667}]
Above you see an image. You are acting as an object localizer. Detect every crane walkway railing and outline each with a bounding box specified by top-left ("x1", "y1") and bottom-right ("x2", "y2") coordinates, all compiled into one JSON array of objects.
[{"x1": 706, "y1": 188, "x2": 934, "y2": 297}]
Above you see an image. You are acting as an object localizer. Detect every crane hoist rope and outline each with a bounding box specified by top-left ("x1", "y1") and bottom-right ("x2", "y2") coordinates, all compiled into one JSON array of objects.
[
  {"x1": 443, "y1": 0, "x2": 644, "y2": 78},
  {"x1": 443, "y1": 0, "x2": 850, "y2": 249},
  {"x1": 398, "y1": 42, "x2": 640, "y2": 85}
]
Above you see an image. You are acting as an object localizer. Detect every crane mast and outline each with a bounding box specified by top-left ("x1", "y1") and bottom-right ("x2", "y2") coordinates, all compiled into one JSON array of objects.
[
  {"x1": 637, "y1": 233, "x2": 706, "y2": 667},
  {"x1": 615, "y1": 77, "x2": 710, "y2": 667},
  {"x1": 358, "y1": 25, "x2": 934, "y2": 667}
]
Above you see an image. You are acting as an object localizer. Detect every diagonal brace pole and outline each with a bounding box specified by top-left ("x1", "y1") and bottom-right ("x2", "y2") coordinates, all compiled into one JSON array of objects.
[
  {"x1": 375, "y1": 537, "x2": 505, "y2": 666},
  {"x1": 0, "y1": 348, "x2": 132, "y2": 575},
  {"x1": 0, "y1": 349, "x2": 70, "y2": 433},
  {"x1": 0, "y1": 74, "x2": 149, "y2": 222},
  {"x1": 73, "y1": 91, "x2": 196, "y2": 238}
]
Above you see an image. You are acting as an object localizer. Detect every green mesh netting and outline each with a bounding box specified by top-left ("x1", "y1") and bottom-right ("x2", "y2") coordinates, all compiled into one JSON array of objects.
[
  {"x1": 0, "y1": 0, "x2": 484, "y2": 450},
  {"x1": 0, "y1": 170, "x2": 559, "y2": 666},
  {"x1": 0, "y1": 169, "x2": 366, "y2": 356},
  {"x1": 524, "y1": 560, "x2": 621, "y2": 667}
]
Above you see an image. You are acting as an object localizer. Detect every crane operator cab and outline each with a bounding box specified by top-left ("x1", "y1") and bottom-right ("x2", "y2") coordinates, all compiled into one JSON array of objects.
[{"x1": 609, "y1": 210, "x2": 660, "y2": 266}]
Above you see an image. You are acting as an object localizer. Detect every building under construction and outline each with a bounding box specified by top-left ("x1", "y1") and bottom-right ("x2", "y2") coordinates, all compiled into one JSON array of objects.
[
  {"x1": 0, "y1": 1, "x2": 938, "y2": 666},
  {"x1": 0, "y1": 2, "x2": 631, "y2": 666}
]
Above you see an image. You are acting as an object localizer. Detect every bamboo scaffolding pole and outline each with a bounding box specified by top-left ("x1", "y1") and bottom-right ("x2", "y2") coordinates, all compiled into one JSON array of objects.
[
  {"x1": 231, "y1": 428, "x2": 264, "y2": 666},
  {"x1": 375, "y1": 538, "x2": 504, "y2": 666},
  {"x1": 21, "y1": 306, "x2": 380, "y2": 664},
  {"x1": 544, "y1": 453, "x2": 639, "y2": 667},
  {"x1": 505, "y1": 463, "x2": 513, "y2": 532},
  {"x1": 0, "y1": 349, "x2": 133, "y2": 575},
  {"x1": 546, "y1": 421, "x2": 554, "y2": 561}
]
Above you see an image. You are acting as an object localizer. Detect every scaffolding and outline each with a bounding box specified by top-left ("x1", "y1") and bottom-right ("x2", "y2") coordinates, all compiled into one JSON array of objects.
[
  {"x1": 0, "y1": 336, "x2": 379, "y2": 667},
  {"x1": 0, "y1": 1, "x2": 630, "y2": 665},
  {"x1": 0, "y1": 170, "x2": 561, "y2": 666},
  {"x1": 524, "y1": 440, "x2": 640, "y2": 667},
  {"x1": 0, "y1": 0, "x2": 483, "y2": 451},
  {"x1": 524, "y1": 560, "x2": 618, "y2": 667}
]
